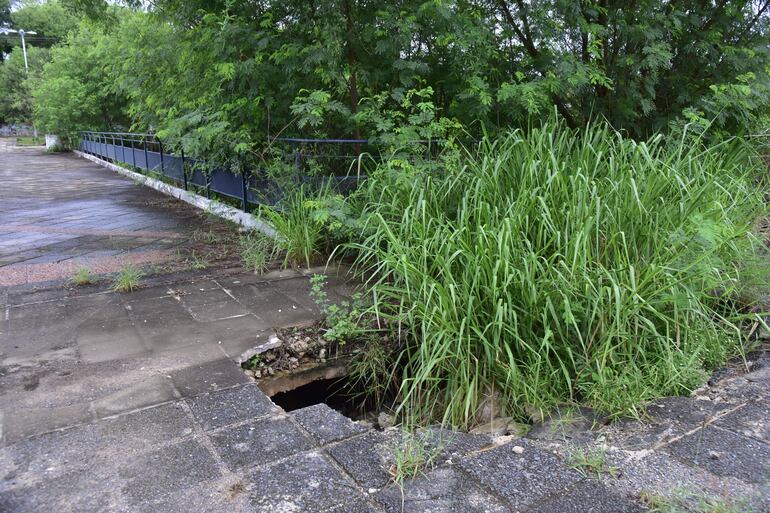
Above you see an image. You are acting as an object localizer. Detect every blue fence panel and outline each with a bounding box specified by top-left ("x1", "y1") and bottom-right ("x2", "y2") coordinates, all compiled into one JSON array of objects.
[
  {"x1": 131, "y1": 147, "x2": 146, "y2": 169},
  {"x1": 146, "y1": 150, "x2": 162, "y2": 172},
  {"x1": 210, "y1": 168, "x2": 242, "y2": 199},
  {"x1": 163, "y1": 154, "x2": 184, "y2": 183}
]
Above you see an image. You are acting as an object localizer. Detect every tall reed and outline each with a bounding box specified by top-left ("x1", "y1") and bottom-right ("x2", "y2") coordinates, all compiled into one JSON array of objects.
[{"x1": 352, "y1": 121, "x2": 767, "y2": 428}]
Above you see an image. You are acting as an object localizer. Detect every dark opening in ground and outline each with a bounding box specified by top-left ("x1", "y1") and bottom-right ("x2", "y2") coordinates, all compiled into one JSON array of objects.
[{"x1": 269, "y1": 377, "x2": 374, "y2": 420}]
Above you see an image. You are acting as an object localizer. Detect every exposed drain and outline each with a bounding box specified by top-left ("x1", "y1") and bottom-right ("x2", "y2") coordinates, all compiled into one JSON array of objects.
[{"x1": 270, "y1": 377, "x2": 371, "y2": 420}]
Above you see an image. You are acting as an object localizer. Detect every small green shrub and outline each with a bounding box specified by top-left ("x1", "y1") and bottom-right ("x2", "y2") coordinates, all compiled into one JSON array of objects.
[
  {"x1": 310, "y1": 274, "x2": 366, "y2": 343},
  {"x1": 113, "y1": 266, "x2": 142, "y2": 292},
  {"x1": 71, "y1": 268, "x2": 93, "y2": 286}
]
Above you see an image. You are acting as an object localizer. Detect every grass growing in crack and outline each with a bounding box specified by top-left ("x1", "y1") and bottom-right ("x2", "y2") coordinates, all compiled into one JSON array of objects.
[
  {"x1": 71, "y1": 268, "x2": 93, "y2": 286},
  {"x1": 567, "y1": 448, "x2": 619, "y2": 479},
  {"x1": 388, "y1": 432, "x2": 442, "y2": 484},
  {"x1": 639, "y1": 489, "x2": 753, "y2": 513},
  {"x1": 239, "y1": 233, "x2": 276, "y2": 274},
  {"x1": 186, "y1": 250, "x2": 210, "y2": 270},
  {"x1": 351, "y1": 119, "x2": 769, "y2": 428},
  {"x1": 112, "y1": 266, "x2": 142, "y2": 292}
]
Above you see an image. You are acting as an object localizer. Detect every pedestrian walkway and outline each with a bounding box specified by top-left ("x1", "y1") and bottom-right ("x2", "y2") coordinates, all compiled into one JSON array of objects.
[{"x1": 1, "y1": 147, "x2": 769, "y2": 512}]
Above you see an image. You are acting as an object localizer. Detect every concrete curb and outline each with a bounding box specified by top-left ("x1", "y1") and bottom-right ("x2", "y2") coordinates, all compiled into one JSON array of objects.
[{"x1": 74, "y1": 150, "x2": 276, "y2": 238}]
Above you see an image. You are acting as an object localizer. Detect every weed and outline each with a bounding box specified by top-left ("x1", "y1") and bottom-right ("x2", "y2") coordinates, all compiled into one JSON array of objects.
[
  {"x1": 186, "y1": 250, "x2": 209, "y2": 270},
  {"x1": 639, "y1": 489, "x2": 753, "y2": 513},
  {"x1": 567, "y1": 448, "x2": 619, "y2": 479},
  {"x1": 240, "y1": 233, "x2": 275, "y2": 274},
  {"x1": 71, "y1": 268, "x2": 93, "y2": 286},
  {"x1": 352, "y1": 119, "x2": 768, "y2": 428},
  {"x1": 310, "y1": 274, "x2": 366, "y2": 343},
  {"x1": 259, "y1": 185, "x2": 329, "y2": 268},
  {"x1": 388, "y1": 432, "x2": 442, "y2": 484},
  {"x1": 112, "y1": 266, "x2": 143, "y2": 292},
  {"x1": 192, "y1": 228, "x2": 222, "y2": 244}
]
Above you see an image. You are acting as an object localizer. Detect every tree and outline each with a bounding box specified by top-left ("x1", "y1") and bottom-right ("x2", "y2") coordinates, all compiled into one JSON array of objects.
[{"x1": 0, "y1": 45, "x2": 48, "y2": 125}]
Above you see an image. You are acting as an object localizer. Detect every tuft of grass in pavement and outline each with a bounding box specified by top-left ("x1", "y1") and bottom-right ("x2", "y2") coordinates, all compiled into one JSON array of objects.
[
  {"x1": 239, "y1": 233, "x2": 275, "y2": 274},
  {"x1": 567, "y1": 448, "x2": 619, "y2": 479},
  {"x1": 639, "y1": 489, "x2": 753, "y2": 513},
  {"x1": 112, "y1": 266, "x2": 142, "y2": 292},
  {"x1": 71, "y1": 268, "x2": 93, "y2": 286},
  {"x1": 388, "y1": 432, "x2": 442, "y2": 484}
]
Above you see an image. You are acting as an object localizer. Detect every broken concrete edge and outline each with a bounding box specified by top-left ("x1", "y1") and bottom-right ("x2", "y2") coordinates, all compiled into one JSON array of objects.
[{"x1": 73, "y1": 150, "x2": 277, "y2": 238}]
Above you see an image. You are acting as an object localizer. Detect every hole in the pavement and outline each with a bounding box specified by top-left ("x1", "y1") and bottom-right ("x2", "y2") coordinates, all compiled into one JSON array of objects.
[{"x1": 269, "y1": 377, "x2": 377, "y2": 421}]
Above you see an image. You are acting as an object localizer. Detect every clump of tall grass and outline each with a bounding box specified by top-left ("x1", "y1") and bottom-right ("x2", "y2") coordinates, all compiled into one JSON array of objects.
[
  {"x1": 259, "y1": 185, "x2": 326, "y2": 268},
  {"x1": 352, "y1": 120, "x2": 767, "y2": 429}
]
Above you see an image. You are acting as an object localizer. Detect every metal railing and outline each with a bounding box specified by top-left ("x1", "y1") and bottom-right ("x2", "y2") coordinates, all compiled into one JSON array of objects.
[{"x1": 78, "y1": 132, "x2": 367, "y2": 211}]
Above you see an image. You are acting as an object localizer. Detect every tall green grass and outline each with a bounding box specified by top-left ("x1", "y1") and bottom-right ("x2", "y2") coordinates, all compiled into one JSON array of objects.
[{"x1": 352, "y1": 121, "x2": 767, "y2": 428}]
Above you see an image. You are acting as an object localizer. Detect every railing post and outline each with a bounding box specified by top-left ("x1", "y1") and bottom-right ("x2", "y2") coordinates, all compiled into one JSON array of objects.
[
  {"x1": 241, "y1": 170, "x2": 249, "y2": 212},
  {"x1": 143, "y1": 136, "x2": 149, "y2": 171},
  {"x1": 121, "y1": 135, "x2": 126, "y2": 164},
  {"x1": 131, "y1": 136, "x2": 136, "y2": 168},
  {"x1": 111, "y1": 134, "x2": 116, "y2": 163},
  {"x1": 181, "y1": 148, "x2": 188, "y2": 190},
  {"x1": 158, "y1": 138, "x2": 165, "y2": 176}
]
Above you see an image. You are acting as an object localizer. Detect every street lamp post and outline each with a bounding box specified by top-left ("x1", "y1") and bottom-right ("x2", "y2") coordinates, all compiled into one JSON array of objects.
[{"x1": 1, "y1": 28, "x2": 38, "y2": 138}]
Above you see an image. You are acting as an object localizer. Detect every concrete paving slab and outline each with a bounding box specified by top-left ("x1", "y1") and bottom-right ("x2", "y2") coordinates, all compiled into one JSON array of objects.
[
  {"x1": 185, "y1": 384, "x2": 277, "y2": 430},
  {"x1": 714, "y1": 400, "x2": 770, "y2": 443},
  {"x1": 665, "y1": 426, "x2": 770, "y2": 484},
  {"x1": 118, "y1": 438, "x2": 221, "y2": 505},
  {"x1": 291, "y1": 403, "x2": 368, "y2": 445},
  {"x1": 210, "y1": 416, "x2": 315, "y2": 469},
  {"x1": 376, "y1": 466, "x2": 508, "y2": 513},
  {"x1": 91, "y1": 375, "x2": 178, "y2": 418},
  {"x1": 458, "y1": 439, "x2": 583, "y2": 511},
  {"x1": 529, "y1": 479, "x2": 648, "y2": 513},
  {"x1": 170, "y1": 358, "x2": 251, "y2": 397},
  {"x1": 327, "y1": 430, "x2": 395, "y2": 490},
  {"x1": 247, "y1": 451, "x2": 366, "y2": 512}
]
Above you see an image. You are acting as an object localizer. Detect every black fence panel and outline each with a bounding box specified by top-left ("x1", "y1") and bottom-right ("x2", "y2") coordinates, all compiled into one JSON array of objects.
[{"x1": 79, "y1": 131, "x2": 368, "y2": 213}]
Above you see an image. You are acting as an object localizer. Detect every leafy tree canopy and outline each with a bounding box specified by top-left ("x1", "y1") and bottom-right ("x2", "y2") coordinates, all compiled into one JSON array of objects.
[{"x1": 32, "y1": 1, "x2": 770, "y2": 157}]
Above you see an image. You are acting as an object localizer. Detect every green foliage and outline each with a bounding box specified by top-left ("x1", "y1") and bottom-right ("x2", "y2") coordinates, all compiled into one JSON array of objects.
[
  {"x1": 388, "y1": 432, "x2": 442, "y2": 484},
  {"x1": 32, "y1": 20, "x2": 128, "y2": 143},
  {"x1": 11, "y1": 1, "x2": 79, "y2": 43},
  {"x1": 351, "y1": 119, "x2": 767, "y2": 428},
  {"x1": 112, "y1": 266, "x2": 142, "y2": 292},
  {"x1": 640, "y1": 489, "x2": 753, "y2": 513},
  {"x1": 0, "y1": 46, "x2": 48, "y2": 125},
  {"x1": 567, "y1": 448, "x2": 619, "y2": 479},
  {"x1": 239, "y1": 233, "x2": 275, "y2": 274},
  {"x1": 71, "y1": 267, "x2": 93, "y2": 286},
  {"x1": 309, "y1": 274, "x2": 366, "y2": 344},
  {"x1": 259, "y1": 185, "x2": 340, "y2": 268}
]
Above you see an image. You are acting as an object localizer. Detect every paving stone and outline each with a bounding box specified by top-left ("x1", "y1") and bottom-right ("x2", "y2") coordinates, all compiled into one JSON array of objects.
[
  {"x1": 376, "y1": 466, "x2": 508, "y2": 513},
  {"x1": 119, "y1": 439, "x2": 221, "y2": 505},
  {"x1": 226, "y1": 282, "x2": 319, "y2": 328},
  {"x1": 0, "y1": 469, "x2": 115, "y2": 513},
  {"x1": 421, "y1": 426, "x2": 492, "y2": 463},
  {"x1": 170, "y1": 358, "x2": 250, "y2": 397},
  {"x1": 185, "y1": 384, "x2": 276, "y2": 430},
  {"x1": 458, "y1": 439, "x2": 583, "y2": 511},
  {"x1": 247, "y1": 451, "x2": 364, "y2": 512},
  {"x1": 665, "y1": 426, "x2": 770, "y2": 485},
  {"x1": 646, "y1": 396, "x2": 733, "y2": 426},
  {"x1": 2, "y1": 402, "x2": 94, "y2": 443},
  {"x1": 292, "y1": 403, "x2": 368, "y2": 445},
  {"x1": 77, "y1": 324, "x2": 147, "y2": 363},
  {"x1": 187, "y1": 299, "x2": 250, "y2": 322},
  {"x1": 210, "y1": 416, "x2": 315, "y2": 469},
  {"x1": 527, "y1": 479, "x2": 648, "y2": 513},
  {"x1": 91, "y1": 375, "x2": 178, "y2": 418},
  {"x1": 327, "y1": 431, "x2": 395, "y2": 489},
  {"x1": 714, "y1": 400, "x2": 770, "y2": 443}
]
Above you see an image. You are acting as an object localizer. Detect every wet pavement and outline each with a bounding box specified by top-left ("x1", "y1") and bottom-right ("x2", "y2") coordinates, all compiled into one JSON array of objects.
[
  {"x1": 1, "y1": 145, "x2": 769, "y2": 512},
  {"x1": 0, "y1": 145, "x2": 212, "y2": 285}
]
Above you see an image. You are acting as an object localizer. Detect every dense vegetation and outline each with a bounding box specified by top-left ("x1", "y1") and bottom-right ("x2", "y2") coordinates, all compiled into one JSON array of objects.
[{"x1": 3, "y1": 0, "x2": 770, "y2": 428}]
